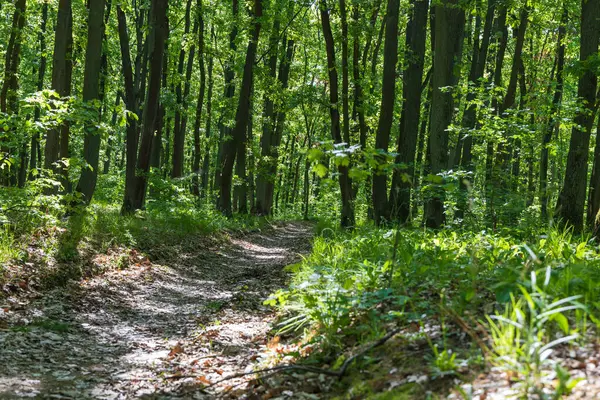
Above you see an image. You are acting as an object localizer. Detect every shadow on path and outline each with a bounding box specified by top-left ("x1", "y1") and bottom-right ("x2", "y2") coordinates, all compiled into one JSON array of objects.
[{"x1": 0, "y1": 222, "x2": 313, "y2": 399}]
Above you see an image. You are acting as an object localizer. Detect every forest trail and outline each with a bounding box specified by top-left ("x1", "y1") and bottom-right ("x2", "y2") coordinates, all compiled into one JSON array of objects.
[{"x1": 0, "y1": 222, "x2": 313, "y2": 399}]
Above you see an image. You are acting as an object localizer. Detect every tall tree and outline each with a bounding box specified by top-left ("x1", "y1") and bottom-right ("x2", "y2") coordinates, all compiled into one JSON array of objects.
[
  {"x1": 255, "y1": 7, "x2": 282, "y2": 215},
  {"x1": 320, "y1": 0, "x2": 355, "y2": 227},
  {"x1": 45, "y1": 0, "x2": 73, "y2": 178},
  {"x1": 75, "y1": 0, "x2": 106, "y2": 203},
  {"x1": 29, "y1": 2, "x2": 48, "y2": 180},
  {"x1": 541, "y1": 6, "x2": 567, "y2": 220},
  {"x1": 1, "y1": 0, "x2": 26, "y2": 185},
  {"x1": 171, "y1": 0, "x2": 194, "y2": 178},
  {"x1": 218, "y1": 0, "x2": 264, "y2": 216},
  {"x1": 372, "y1": 0, "x2": 400, "y2": 225},
  {"x1": 424, "y1": 0, "x2": 465, "y2": 229},
  {"x1": 389, "y1": 0, "x2": 429, "y2": 223},
  {"x1": 192, "y1": 0, "x2": 206, "y2": 197},
  {"x1": 557, "y1": 0, "x2": 600, "y2": 232},
  {"x1": 123, "y1": 0, "x2": 168, "y2": 212}
]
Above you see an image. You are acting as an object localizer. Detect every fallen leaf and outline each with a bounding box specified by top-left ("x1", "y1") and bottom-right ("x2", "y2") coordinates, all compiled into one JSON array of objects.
[
  {"x1": 197, "y1": 375, "x2": 211, "y2": 385},
  {"x1": 168, "y1": 343, "x2": 184, "y2": 358}
]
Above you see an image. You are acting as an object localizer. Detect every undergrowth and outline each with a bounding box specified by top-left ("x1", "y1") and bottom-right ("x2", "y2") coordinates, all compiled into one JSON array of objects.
[
  {"x1": 0, "y1": 174, "x2": 267, "y2": 294},
  {"x1": 266, "y1": 224, "x2": 600, "y2": 398}
]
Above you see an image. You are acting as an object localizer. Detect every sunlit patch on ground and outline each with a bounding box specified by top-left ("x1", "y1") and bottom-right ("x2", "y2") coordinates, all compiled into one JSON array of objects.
[{"x1": 0, "y1": 222, "x2": 313, "y2": 399}]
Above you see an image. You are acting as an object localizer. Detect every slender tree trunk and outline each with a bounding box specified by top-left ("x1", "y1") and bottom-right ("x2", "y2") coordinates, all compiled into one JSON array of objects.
[
  {"x1": 339, "y1": 0, "x2": 350, "y2": 145},
  {"x1": 201, "y1": 28, "x2": 214, "y2": 195},
  {"x1": 75, "y1": 0, "x2": 106, "y2": 204},
  {"x1": 558, "y1": 0, "x2": 600, "y2": 232},
  {"x1": 118, "y1": 4, "x2": 140, "y2": 213},
  {"x1": 256, "y1": 36, "x2": 294, "y2": 215},
  {"x1": 29, "y1": 2, "x2": 48, "y2": 180},
  {"x1": 1, "y1": 0, "x2": 26, "y2": 186},
  {"x1": 103, "y1": 91, "x2": 121, "y2": 174},
  {"x1": 126, "y1": 0, "x2": 168, "y2": 212},
  {"x1": 320, "y1": 0, "x2": 355, "y2": 228},
  {"x1": 215, "y1": 0, "x2": 239, "y2": 201},
  {"x1": 389, "y1": 0, "x2": 428, "y2": 223},
  {"x1": 484, "y1": 5, "x2": 507, "y2": 222},
  {"x1": 248, "y1": 93, "x2": 256, "y2": 211},
  {"x1": 192, "y1": 0, "x2": 206, "y2": 196},
  {"x1": 151, "y1": 23, "x2": 170, "y2": 171},
  {"x1": 424, "y1": 0, "x2": 465, "y2": 229},
  {"x1": 372, "y1": 0, "x2": 400, "y2": 225},
  {"x1": 218, "y1": 0, "x2": 263, "y2": 216},
  {"x1": 495, "y1": 6, "x2": 529, "y2": 169},
  {"x1": 453, "y1": 0, "x2": 495, "y2": 219},
  {"x1": 541, "y1": 7, "x2": 567, "y2": 220},
  {"x1": 171, "y1": 0, "x2": 194, "y2": 178},
  {"x1": 255, "y1": 14, "x2": 281, "y2": 215}
]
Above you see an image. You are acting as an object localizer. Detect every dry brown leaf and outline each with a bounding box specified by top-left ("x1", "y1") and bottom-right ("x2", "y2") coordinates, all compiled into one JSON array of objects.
[
  {"x1": 168, "y1": 343, "x2": 184, "y2": 358},
  {"x1": 267, "y1": 336, "x2": 280, "y2": 350}
]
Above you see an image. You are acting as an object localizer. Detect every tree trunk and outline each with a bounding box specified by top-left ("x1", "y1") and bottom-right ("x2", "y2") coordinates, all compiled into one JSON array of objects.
[
  {"x1": 218, "y1": 0, "x2": 263, "y2": 216},
  {"x1": 75, "y1": 0, "x2": 106, "y2": 204},
  {"x1": 151, "y1": 22, "x2": 170, "y2": 171},
  {"x1": 424, "y1": 0, "x2": 465, "y2": 229},
  {"x1": 214, "y1": 0, "x2": 239, "y2": 201},
  {"x1": 454, "y1": 0, "x2": 495, "y2": 219},
  {"x1": 320, "y1": 0, "x2": 355, "y2": 228},
  {"x1": 171, "y1": 0, "x2": 194, "y2": 178},
  {"x1": 118, "y1": 4, "x2": 140, "y2": 213},
  {"x1": 125, "y1": 0, "x2": 168, "y2": 212},
  {"x1": 495, "y1": 6, "x2": 529, "y2": 170},
  {"x1": 29, "y1": 2, "x2": 48, "y2": 181},
  {"x1": 1, "y1": 0, "x2": 26, "y2": 186},
  {"x1": 192, "y1": 0, "x2": 206, "y2": 196},
  {"x1": 558, "y1": 0, "x2": 600, "y2": 232},
  {"x1": 103, "y1": 91, "x2": 121, "y2": 174},
  {"x1": 389, "y1": 0, "x2": 428, "y2": 223},
  {"x1": 541, "y1": 7, "x2": 566, "y2": 220},
  {"x1": 339, "y1": 0, "x2": 350, "y2": 145},
  {"x1": 45, "y1": 0, "x2": 67, "y2": 176},
  {"x1": 201, "y1": 28, "x2": 215, "y2": 195},
  {"x1": 255, "y1": 13, "x2": 281, "y2": 215},
  {"x1": 372, "y1": 0, "x2": 400, "y2": 225}
]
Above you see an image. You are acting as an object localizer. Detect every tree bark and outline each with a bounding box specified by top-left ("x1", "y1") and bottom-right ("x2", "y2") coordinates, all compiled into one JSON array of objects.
[
  {"x1": 255, "y1": 12, "x2": 281, "y2": 215},
  {"x1": 424, "y1": 0, "x2": 465, "y2": 229},
  {"x1": 45, "y1": 0, "x2": 72, "y2": 178},
  {"x1": 541, "y1": 7, "x2": 566, "y2": 220},
  {"x1": 558, "y1": 0, "x2": 600, "y2": 232},
  {"x1": 372, "y1": 0, "x2": 400, "y2": 225},
  {"x1": 192, "y1": 0, "x2": 206, "y2": 196},
  {"x1": 125, "y1": 0, "x2": 168, "y2": 212},
  {"x1": 201, "y1": 27, "x2": 215, "y2": 195},
  {"x1": 29, "y1": 2, "x2": 48, "y2": 180},
  {"x1": 118, "y1": 4, "x2": 140, "y2": 213},
  {"x1": 218, "y1": 0, "x2": 263, "y2": 216},
  {"x1": 1, "y1": 0, "x2": 26, "y2": 186},
  {"x1": 389, "y1": 0, "x2": 429, "y2": 223},
  {"x1": 320, "y1": 0, "x2": 355, "y2": 228},
  {"x1": 171, "y1": 0, "x2": 194, "y2": 178},
  {"x1": 75, "y1": 0, "x2": 106, "y2": 204}
]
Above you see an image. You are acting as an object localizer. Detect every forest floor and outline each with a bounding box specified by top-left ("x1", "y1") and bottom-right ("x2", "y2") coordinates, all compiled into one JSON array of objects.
[{"x1": 0, "y1": 221, "x2": 313, "y2": 399}]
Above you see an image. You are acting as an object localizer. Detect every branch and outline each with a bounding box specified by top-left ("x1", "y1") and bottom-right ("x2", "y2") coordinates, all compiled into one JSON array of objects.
[{"x1": 202, "y1": 326, "x2": 402, "y2": 387}]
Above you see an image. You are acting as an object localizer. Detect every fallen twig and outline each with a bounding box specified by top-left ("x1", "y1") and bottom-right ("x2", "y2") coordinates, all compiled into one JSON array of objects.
[{"x1": 204, "y1": 326, "x2": 402, "y2": 387}]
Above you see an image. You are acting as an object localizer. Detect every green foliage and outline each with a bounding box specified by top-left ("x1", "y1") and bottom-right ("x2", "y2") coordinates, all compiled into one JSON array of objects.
[{"x1": 267, "y1": 223, "x2": 600, "y2": 395}]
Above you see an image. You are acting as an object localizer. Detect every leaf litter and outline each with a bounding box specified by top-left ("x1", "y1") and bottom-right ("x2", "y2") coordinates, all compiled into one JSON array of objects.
[{"x1": 0, "y1": 222, "x2": 313, "y2": 399}]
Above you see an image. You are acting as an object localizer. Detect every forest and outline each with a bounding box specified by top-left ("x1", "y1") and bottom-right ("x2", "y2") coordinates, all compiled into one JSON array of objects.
[{"x1": 2, "y1": 0, "x2": 600, "y2": 398}]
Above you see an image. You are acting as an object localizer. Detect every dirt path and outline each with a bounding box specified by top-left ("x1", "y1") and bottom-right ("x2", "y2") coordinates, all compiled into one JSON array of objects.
[{"x1": 0, "y1": 222, "x2": 313, "y2": 399}]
